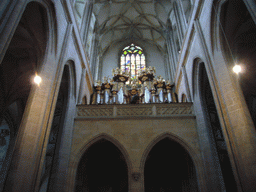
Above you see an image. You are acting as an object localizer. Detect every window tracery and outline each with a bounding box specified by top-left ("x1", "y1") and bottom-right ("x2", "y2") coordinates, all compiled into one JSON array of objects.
[{"x1": 120, "y1": 43, "x2": 145, "y2": 84}]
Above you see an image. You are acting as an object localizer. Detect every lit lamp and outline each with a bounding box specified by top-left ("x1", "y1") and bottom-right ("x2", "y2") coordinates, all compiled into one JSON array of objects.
[
  {"x1": 233, "y1": 65, "x2": 241, "y2": 74},
  {"x1": 34, "y1": 74, "x2": 42, "y2": 85}
]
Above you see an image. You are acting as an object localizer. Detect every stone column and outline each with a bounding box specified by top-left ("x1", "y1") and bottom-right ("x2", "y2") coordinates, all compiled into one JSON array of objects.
[
  {"x1": 90, "y1": 35, "x2": 99, "y2": 80},
  {"x1": 165, "y1": 29, "x2": 177, "y2": 80},
  {"x1": 78, "y1": 68, "x2": 86, "y2": 104},
  {"x1": 49, "y1": 91, "x2": 76, "y2": 192},
  {"x1": 163, "y1": 53, "x2": 171, "y2": 81},
  {"x1": 173, "y1": 3, "x2": 184, "y2": 48},
  {"x1": 5, "y1": 53, "x2": 59, "y2": 192},
  {"x1": 195, "y1": 18, "x2": 256, "y2": 191},
  {"x1": 93, "y1": 55, "x2": 100, "y2": 82},
  {"x1": 169, "y1": 30, "x2": 179, "y2": 73},
  {"x1": 97, "y1": 55, "x2": 103, "y2": 81},
  {"x1": 182, "y1": 66, "x2": 192, "y2": 102},
  {"x1": 81, "y1": 1, "x2": 93, "y2": 44},
  {"x1": 176, "y1": 0, "x2": 188, "y2": 29}
]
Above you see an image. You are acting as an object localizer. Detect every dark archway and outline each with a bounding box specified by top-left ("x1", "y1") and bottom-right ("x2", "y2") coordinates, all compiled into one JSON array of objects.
[
  {"x1": 0, "y1": 1, "x2": 48, "y2": 126},
  {"x1": 144, "y1": 138, "x2": 198, "y2": 192},
  {"x1": 0, "y1": 2, "x2": 48, "y2": 190},
  {"x1": 220, "y1": 0, "x2": 256, "y2": 127},
  {"x1": 39, "y1": 65, "x2": 70, "y2": 192},
  {"x1": 75, "y1": 139, "x2": 128, "y2": 192},
  {"x1": 199, "y1": 63, "x2": 237, "y2": 191}
]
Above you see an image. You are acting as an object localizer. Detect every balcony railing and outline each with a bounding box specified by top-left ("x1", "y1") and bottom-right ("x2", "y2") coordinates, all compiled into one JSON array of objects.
[{"x1": 76, "y1": 103, "x2": 194, "y2": 119}]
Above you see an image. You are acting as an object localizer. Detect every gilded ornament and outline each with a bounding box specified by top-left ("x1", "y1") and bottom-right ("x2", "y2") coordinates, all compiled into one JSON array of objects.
[
  {"x1": 131, "y1": 90, "x2": 137, "y2": 95},
  {"x1": 105, "y1": 84, "x2": 110, "y2": 89},
  {"x1": 96, "y1": 86, "x2": 101, "y2": 91},
  {"x1": 142, "y1": 76, "x2": 148, "y2": 81},
  {"x1": 157, "y1": 83, "x2": 163, "y2": 88},
  {"x1": 119, "y1": 76, "x2": 126, "y2": 81}
]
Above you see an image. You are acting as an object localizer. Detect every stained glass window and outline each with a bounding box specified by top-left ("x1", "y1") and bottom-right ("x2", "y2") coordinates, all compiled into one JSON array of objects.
[{"x1": 120, "y1": 43, "x2": 145, "y2": 84}]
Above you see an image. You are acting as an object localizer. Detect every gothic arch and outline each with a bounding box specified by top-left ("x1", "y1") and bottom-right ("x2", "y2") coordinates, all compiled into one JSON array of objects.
[
  {"x1": 192, "y1": 57, "x2": 205, "y2": 98},
  {"x1": 0, "y1": 2, "x2": 56, "y2": 191},
  {"x1": 39, "y1": 65, "x2": 70, "y2": 191},
  {"x1": 212, "y1": 0, "x2": 256, "y2": 128},
  {"x1": 210, "y1": 2, "x2": 256, "y2": 189},
  {"x1": 192, "y1": 57, "x2": 223, "y2": 110},
  {"x1": 38, "y1": 60, "x2": 78, "y2": 191},
  {"x1": 193, "y1": 59, "x2": 241, "y2": 191},
  {"x1": 0, "y1": 0, "x2": 57, "y2": 124},
  {"x1": 211, "y1": 0, "x2": 226, "y2": 52},
  {"x1": 140, "y1": 132, "x2": 202, "y2": 188},
  {"x1": 64, "y1": 60, "x2": 77, "y2": 100},
  {"x1": 141, "y1": 132, "x2": 199, "y2": 170},
  {"x1": 0, "y1": 1, "x2": 50, "y2": 107},
  {"x1": 77, "y1": 134, "x2": 131, "y2": 171},
  {"x1": 212, "y1": 0, "x2": 256, "y2": 52},
  {"x1": 0, "y1": 0, "x2": 57, "y2": 64},
  {"x1": 70, "y1": 133, "x2": 132, "y2": 191}
]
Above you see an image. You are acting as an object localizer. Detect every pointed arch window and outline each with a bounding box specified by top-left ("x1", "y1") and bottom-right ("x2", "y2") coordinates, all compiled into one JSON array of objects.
[{"x1": 120, "y1": 43, "x2": 145, "y2": 83}]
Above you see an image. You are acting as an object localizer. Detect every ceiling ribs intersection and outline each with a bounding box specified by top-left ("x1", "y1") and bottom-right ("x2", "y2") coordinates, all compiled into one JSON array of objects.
[{"x1": 93, "y1": 0, "x2": 174, "y2": 54}]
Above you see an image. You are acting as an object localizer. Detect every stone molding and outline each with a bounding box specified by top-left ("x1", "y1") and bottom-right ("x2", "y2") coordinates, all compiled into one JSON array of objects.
[{"x1": 76, "y1": 103, "x2": 194, "y2": 118}]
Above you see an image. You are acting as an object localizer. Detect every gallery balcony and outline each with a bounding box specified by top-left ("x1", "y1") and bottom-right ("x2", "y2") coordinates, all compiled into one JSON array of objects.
[{"x1": 76, "y1": 103, "x2": 194, "y2": 119}]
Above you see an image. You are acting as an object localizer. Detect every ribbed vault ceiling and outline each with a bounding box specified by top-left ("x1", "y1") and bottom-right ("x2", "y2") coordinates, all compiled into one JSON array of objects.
[{"x1": 93, "y1": 0, "x2": 175, "y2": 54}]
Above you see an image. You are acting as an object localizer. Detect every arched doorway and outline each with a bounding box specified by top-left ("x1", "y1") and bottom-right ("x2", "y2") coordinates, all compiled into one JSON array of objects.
[
  {"x1": 144, "y1": 138, "x2": 198, "y2": 192},
  {"x1": 75, "y1": 139, "x2": 128, "y2": 192},
  {"x1": 199, "y1": 63, "x2": 237, "y2": 191},
  {"x1": 0, "y1": 2, "x2": 48, "y2": 190}
]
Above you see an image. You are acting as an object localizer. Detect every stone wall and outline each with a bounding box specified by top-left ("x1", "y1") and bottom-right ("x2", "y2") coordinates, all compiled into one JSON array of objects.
[{"x1": 67, "y1": 103, "x2": 205, "y2": 191}]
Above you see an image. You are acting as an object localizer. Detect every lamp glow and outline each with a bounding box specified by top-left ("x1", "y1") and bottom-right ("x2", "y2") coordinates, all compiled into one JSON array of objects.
[
  {"x1": 34, "y1": 75, "x2": 42, "y2": 85},
  {"x1": 233, "y1": 65, "x2": 241, "y2": 74}
]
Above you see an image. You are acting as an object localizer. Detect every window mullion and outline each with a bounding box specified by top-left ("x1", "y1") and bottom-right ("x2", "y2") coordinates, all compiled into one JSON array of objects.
[{"x1": 120, "y1": 44, "x2": 145, "y2": 84}]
